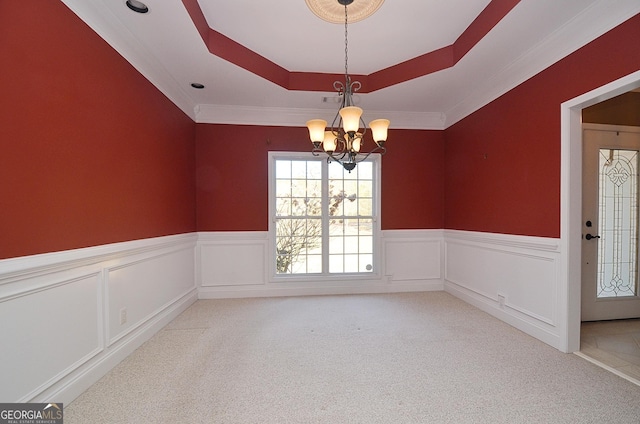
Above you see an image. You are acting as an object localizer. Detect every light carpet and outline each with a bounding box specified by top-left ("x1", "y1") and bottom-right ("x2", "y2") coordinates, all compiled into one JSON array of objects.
[{"x1": 65, "y1": 292, "x2": 640, "y2": 423}]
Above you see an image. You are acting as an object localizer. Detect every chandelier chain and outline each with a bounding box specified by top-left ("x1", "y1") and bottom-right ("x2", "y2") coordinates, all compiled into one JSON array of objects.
[{"x1": 344, "y1": 4, "x2": 348, "y2": 79}]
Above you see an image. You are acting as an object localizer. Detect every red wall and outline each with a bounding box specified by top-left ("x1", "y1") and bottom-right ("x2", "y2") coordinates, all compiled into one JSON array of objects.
[
  {"x1": 196, "y1": 125, "x2": 444, "y2": 231},
  {"x1": 0, "y1": 2, "x2": 196, "y2": 259},
  {"x1": 444, "y1": 13, "x2": 640, "y2": 238}
]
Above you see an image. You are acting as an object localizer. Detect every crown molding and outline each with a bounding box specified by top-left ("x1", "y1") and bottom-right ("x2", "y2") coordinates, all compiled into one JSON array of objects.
[
  {"x1": 194, "y1": 104, "x2": 446, "y2": 130},
  {"x1": 444, "y1": 0, "x2": 640, "y2": 127},
  {"x1": 60, "y1": 0, "x2": 197, "y2": 120}
]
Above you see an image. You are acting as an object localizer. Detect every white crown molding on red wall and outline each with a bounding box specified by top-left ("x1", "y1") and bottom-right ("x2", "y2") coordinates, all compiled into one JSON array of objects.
[
  {"x1": 194, "y1": 104, "x2": 447, "y2": 130},
  {"x1": 60, "y1": 0, "x2": 639, "y2": 129},
  {"x1": 444, "y1": 0, "x2": 640, "y2": 127},
  {"x1": 61, "y1": 0, "x2": 197, "y2": 120}
]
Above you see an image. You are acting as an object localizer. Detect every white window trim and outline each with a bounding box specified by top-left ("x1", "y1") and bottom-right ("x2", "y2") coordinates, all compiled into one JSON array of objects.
[{"x1": 267, "y1": 151, "x2": 382, "y2": 282}]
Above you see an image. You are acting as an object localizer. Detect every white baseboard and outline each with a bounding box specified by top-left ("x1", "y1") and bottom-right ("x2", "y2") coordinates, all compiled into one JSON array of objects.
[{"x1": 199, "y1": 279, "x2": 443, "y2": 299}]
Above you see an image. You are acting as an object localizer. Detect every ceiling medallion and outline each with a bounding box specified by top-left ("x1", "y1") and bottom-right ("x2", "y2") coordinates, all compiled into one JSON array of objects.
[{"x1": 305, "y1": 0, "x2": 384, "y2": 24}]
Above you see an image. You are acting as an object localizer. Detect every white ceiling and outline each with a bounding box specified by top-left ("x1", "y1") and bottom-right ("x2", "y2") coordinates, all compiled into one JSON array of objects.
[{"x1": 61, "y1": 0, "x2": 639, "y2": 129}]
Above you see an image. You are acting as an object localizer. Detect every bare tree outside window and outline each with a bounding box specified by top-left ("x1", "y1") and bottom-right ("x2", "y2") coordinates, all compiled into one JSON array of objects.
[{"x1": 276, "y1": 188, "x2": 351, "y2": 273}]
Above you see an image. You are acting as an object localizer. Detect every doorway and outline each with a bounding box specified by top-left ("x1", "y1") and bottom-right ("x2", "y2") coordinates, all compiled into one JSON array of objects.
[
  {"x1": 561, "y1": 70, "x2": 640, "y2": 355},
  {"x1": 579, "y1": 124, "x2": 640, "y2": 385}
]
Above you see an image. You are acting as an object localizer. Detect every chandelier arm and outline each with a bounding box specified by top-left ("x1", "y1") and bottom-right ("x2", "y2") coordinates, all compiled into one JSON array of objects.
[
  {"x1": 348, "y1": 145, "x2": 385, "y2": 164},
  {"x1": 326, "y1": 150, "x2": 349, "y2": 163}
]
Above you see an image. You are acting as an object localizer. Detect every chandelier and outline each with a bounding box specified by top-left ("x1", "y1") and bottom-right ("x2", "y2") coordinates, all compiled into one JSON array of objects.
[{"x1": 306, "y1": 0, "x2": 390, "y2": 172}]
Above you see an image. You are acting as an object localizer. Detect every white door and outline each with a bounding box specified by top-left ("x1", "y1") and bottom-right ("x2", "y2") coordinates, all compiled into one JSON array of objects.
[{"x1": 582, "y1": 125, "x2": 640, "y2": 321}]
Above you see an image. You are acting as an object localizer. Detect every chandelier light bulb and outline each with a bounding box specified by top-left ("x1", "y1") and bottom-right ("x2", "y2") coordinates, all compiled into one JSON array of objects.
[
  {"x1": 369, "y1": 119, "x2": 390, "y2": 144},
  {"x1": 351, "y1": 137, "x2": 362, "y2": 153},
  {"x1": 339, "y1": 106, "x2": 363, "y2": 134},
  {"x1": 323, "y1": 131, "x2": 337, "y2": 152},
  {"x1": 306, "y1": 119, "x2": 328, "y2": 146}
]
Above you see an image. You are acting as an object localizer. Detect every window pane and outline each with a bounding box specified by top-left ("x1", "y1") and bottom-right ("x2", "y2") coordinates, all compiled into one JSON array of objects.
[
  {"x1": 344, "y1": 181, "x2": 358, "y2": 196},
  {"x1": 359, "y1": 181, "x2": 373, "y2": 198},
  {"x1": 307, "y1": 179, "x2": 321, "y2": 197},
  {"x1": 359, "y1": 198, "x2": 372, "y2": 216},
  {"x1": 343, "y1": 196, "x2": 358, "y2": 216},
  {"x1": 344, "y1": 254, "x2": 359, "y2": 272},
  {"x1": 357, "y1": 162, "x2": 373, "y2": 179},
  {"x1": 307, "y1": 161, "x2": 322, "y2": 179},
  {"x1": 329, "y1": 219, "x2": 344, "y2": 236},
  {"x1": 329, "y1": 236, "x2": 344, "y2": 254},
  {"x1": 359, "y1": 236, "x2": 373, "y2": 253},
  {"x1": 291, "y1": 161, "x2": 307, "y2": 179},
  {"x1": 344, "y1": 219, "x2": 359, "y2": 235},
  {"x1": 329, "y1": 179, "x2": 343, "y2": 193},
  {"x1": 290, "y1": 199, "x2": 307, "y2": 216},
  {"x1": 359, "y1": 219, "x2": 373, "y2": 235},
  {"x1": 276, "y1": 160, "x2": 291, "y2": 179},
  {"x1": 344, "y1": 236, "x2": 359, "y2": 254},
  {"x1": 329, "y1": 197, "x2": 344, "y2": 217},
  {"x1": 275, "y1": 198, "x2": 291, "y2": 216},
  {"x1": 329, "y1": 254, "x2": 344, "y2": 273},
  {"x1": 306, "y1": 255, "x2": 322, "y2": 273},
  {"x1": 359, "y1": 254, "x2": 373, "y2": 272},
  {"x1": 276, "y1": 180, "x2": 291, "y2": 198},
  {"x1": 328, "y1": 162, "x2": 344, "y2": 179},
  {"x1": 291, "y1": 179, "x2": 307, "y2": 195}
]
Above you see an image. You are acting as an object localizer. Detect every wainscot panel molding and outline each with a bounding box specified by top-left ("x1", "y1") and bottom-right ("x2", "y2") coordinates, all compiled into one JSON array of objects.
[
  {"x1": 443, "y1": 230, "x2": 562, "y2": 350},
  {"x1": 197, "y1": 230, "x2": 444, "y2": 299},
  {"x1": 0, "y1": 233, "x2": 198, "y2": 404}
]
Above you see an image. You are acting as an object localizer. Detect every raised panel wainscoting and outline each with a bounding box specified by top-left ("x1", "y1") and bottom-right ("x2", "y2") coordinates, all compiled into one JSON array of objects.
[
  {"x1": 0, "y1": 229, "x2": 565, "y2": 405},
  {"x1": 0, "y1": 234, "x2": 198, "y2": 403},
  {"x1": 444, "y1": 230, "x2": 563, "y2": 350},
  {"x1": 197, "y1": 230, "x2": 445, "y2": 298}
]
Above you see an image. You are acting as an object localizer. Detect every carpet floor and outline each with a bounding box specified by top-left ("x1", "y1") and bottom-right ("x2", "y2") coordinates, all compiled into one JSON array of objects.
[{"x1": 65, "y1": 292, "x2": 640, "y2": 423}]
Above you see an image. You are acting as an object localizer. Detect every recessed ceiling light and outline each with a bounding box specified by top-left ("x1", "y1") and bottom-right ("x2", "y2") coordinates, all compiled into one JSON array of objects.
[
  {"x1": 191, "y1": 83, "x2": 205, "y2": 89},
  {"x1": 126, "y1": 0, "x2": 149, "y2": 14}
]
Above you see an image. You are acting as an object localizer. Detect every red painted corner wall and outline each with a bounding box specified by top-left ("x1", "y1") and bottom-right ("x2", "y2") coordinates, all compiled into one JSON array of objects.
[
  {"x1": 0, "y1": 1, "x2": 196, "y2": 260},
  {"x1": 195, "y1": 124, "x2": 444, "y2": 231},
  {"x1": 444, "y1": 13, "x2": 640, "y2": 238}
]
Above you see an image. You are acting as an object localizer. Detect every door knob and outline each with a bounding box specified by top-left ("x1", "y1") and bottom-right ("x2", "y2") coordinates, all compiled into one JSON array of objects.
[{"x1": 585, "y1": 233, "x2": 600, "y2": 240}]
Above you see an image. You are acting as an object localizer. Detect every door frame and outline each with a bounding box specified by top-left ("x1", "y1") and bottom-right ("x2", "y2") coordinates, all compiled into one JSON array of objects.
[{"x1": 561, "y1": 70, "x2": 640, "y2": 353}]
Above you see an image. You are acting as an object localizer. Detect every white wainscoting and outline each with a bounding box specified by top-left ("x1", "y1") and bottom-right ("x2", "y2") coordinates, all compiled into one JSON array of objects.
[
  {"x1": 0, "y1": 233, "x2": 198, "y2": 403},
  {"x1": 443, "y1": 230, "x2": 563, "y2": 350},
  {"x1": 197, "y1": 230, "x2": 444, "y2": 298},
  {"x1": 0, "y1": 228, "x2": 566, "y2": 405}
]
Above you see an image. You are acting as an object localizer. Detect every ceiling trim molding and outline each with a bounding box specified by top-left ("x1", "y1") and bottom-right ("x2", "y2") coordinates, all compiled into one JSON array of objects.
[
  {"x1": 181, "y1": 0, "x2": 520, "y2": 93},
  {"x1": 61, "y1": 0, "x2": 197, "y2": 120},
  {"x1": 443, "y1": 0, "x2": 640, "y2": 127},
  {"x1": 195, "y1": 105, "x2": 446, "y2": 130}
]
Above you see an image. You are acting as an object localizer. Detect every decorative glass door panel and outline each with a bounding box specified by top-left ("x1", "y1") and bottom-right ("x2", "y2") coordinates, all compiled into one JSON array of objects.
[
  {"x1": 597, "y1": 149, "x2": 638, "y2": 298},
  {"x1": 582, "y1": 126, "x2": 640, "y2": 321}
]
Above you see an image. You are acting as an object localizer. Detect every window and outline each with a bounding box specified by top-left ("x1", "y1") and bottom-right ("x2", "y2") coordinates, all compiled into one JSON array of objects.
[{"x1": 269, "y1": 152, "x2": 380, "y2": 277}]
